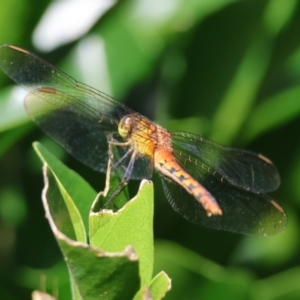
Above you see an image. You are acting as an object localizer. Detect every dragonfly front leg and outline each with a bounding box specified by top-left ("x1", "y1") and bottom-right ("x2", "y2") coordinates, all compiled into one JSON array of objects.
[{"x1": 102, "y1": 133, "x2": 130, "y2": 196}]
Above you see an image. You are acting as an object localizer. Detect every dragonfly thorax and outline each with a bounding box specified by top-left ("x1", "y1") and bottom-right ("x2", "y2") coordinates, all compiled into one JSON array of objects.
[{"x1": 118, "y1": 113, "x2": 157, "y2": 157}]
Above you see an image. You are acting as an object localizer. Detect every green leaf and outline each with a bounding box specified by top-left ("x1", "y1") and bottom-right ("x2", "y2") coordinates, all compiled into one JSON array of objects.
[
  {"x1": 132, "y1": 286, "x2": 152, "y2": 300},
  {"x1": 33, "y1": 143, "x2": 157, "y2": 298},
  {"x1": 33, "y1": 141, "x2": 96, "y2": 236},
  {"x1": 148, "y1": 271, "x2": 171, "y2": 299},
  {"x1": 42, "y1": 163, "x2": 140, "y2": 299},
  {"x1": 89, "y1": 180, "x2": 154, "y2": 287},
  {"x1": 132, "y1": 271, "x2": 171, "y2": 300},
  {"x1": 56, "y1": 239, "x2": 140, "y2": 300}
]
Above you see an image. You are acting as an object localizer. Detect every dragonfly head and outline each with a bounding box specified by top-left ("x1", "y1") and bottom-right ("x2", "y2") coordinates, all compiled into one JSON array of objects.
[{"x1": 118, "y1": 115, "x2": 133, "y2": 139}]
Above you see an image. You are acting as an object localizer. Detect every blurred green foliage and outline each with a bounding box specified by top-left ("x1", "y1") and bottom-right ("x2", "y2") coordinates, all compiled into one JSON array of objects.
[{"x1": 0, "y1": 0, "x2": 300, "y2": 299}]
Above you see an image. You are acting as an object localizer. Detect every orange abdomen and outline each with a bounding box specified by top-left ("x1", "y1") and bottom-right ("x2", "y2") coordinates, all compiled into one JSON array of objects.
[{"x1": 154, "y1": 147, "x2": 222, "y2": 216}]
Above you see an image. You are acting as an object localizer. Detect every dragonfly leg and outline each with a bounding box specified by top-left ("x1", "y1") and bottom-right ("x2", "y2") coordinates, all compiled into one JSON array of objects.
[
  {"x1": 107, "y1": 132, "x2": 131, "y2": 147},
  {"x1": 101, "y1": 134, "x2": 130, "y2": 195},
  {"x1": 101, "y1": 152, "x2": 137, "y2": 209},
  {"x1": 106, "y1": 133, "x2": 133, "y2": 168},
  {"x1": 112, "y1": 148, "x2": 133, "y2": 168}
]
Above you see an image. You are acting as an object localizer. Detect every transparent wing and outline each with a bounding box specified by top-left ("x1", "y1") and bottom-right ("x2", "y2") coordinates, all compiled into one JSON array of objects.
[
  {"x1": 0, "y1": 44, "x2": 153, "y2": 179},
  {"x1": 160, "y1": 175, "x2": 286, "y2": 235},
  {"x1": 162, "y1": 131, "x2": 286, "y2": 235},
  {"x1": 25, "y1": 89, "x2": 113, "y2": 173},
  {"x1": 0, "y1": 45, "x2": 132, "y2": 121},
  {"x1": 171, "y1": 131, "x2": 280, "y2": 193}
]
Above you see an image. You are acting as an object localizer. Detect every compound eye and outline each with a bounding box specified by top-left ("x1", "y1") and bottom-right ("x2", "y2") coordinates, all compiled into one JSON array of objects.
[{"x1": 118, "y1": 116, "x2": 132, "y2": 138}]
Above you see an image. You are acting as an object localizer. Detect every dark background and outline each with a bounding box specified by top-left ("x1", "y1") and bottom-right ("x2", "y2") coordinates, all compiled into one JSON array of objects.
[{"x1": 0, "y1": 0, "x2": 299, "y2": 299}]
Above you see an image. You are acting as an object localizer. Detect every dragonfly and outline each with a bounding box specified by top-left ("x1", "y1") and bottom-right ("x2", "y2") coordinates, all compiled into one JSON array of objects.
[{"x1": 0, "y1": 44, "x2": 287, "y2": 235}]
